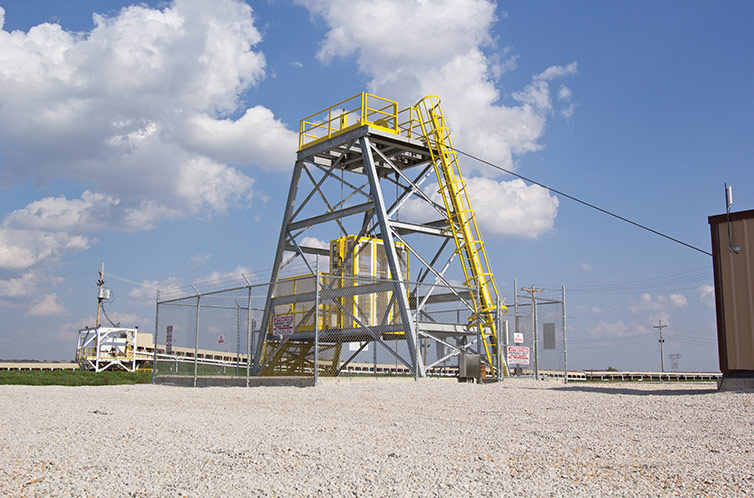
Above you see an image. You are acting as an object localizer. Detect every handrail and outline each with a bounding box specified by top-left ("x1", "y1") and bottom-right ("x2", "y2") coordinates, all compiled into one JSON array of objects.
[{"x1": 299, "y1": 92, "x2": 421, "y2": 150}]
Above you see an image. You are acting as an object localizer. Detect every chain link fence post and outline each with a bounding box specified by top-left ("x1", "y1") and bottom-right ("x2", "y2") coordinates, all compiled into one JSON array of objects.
[
  {"x1": 314, "y1": 258, "x2": 320, "y2": 386},
  {"x1": 193, "y1": 289, "x2": 200, "y2": 388},
  {"x1": 532, "y1": 288, "x2": 539, "y2": 380},
  {"x1": 562, "y1": 285, "x2": 568, "y2": 384},
  {"x1": 152, "y1": 289, "x2": 160, "y2": 383},
  {"x1": 246, "y1": 279, "x2": 252, "y2": 387}
]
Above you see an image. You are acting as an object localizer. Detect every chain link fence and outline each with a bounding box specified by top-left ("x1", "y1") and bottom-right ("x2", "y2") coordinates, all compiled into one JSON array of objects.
[
  {"x1": 153, "y1": 283, "x2": 266, "y2": 386},
  {"x1": 510, "y1": 284, "x2": 568, "y2": 380},
  {"x1": 260, "y1": 273, "x2": 482, "y2": 380},
  {"x1": 152, "y1": 271, "x2": 566, "y2": 385}
]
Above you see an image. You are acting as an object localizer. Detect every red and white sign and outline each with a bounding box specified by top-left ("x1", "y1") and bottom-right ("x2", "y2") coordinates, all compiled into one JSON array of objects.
[
  {"x1": 513, "y1": 332, "x2": 524, "y2": 344},
  {"x1": 272, "y1": 315, "x2": 295, "y2": 336},
  {"x1": 507, "y1": 346, "x2": 530, "y2": 365}
]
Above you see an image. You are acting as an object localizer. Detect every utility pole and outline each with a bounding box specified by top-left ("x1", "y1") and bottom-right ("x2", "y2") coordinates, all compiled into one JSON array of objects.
[
  {"x1": 522, "y1": 285, "x2": 544, "y2": 380},
  {"x1": 96, "y1": 262, "x2": 105, "y2": 328},
  {"x1": 653, "y1": 319, "x2": 666, "y2": 372}
]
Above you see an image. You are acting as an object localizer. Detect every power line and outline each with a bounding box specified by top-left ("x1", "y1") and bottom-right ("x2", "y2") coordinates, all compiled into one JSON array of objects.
[
  {"x1": 106, "y1": 272, "x2": 158, "y2": 289},
  {"x1": 568, "y1": 266, "x2": 710, "y2": 290},
  {"x1": 569, "y1": 333, "x2": 656, "y2": 343},
  {"x1": 451, "y1": 146, "x2": 713, "y2": 257}
]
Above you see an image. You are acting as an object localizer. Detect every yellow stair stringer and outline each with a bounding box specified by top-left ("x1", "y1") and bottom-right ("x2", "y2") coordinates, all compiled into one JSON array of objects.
[
  {"x1": 260, "y1": 341, "x2": 342, "y2": 377},
  {"x1": 414, "y1": 95, "x2": 509, "y2": 377}
]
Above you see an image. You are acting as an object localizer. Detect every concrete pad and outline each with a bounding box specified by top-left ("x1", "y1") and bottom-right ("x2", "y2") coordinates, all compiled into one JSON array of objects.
[
  {"x1": 718, "y1": 376, "x2": 754, "y2": 391},
  {"x1": 153, "y1": 375, "x2": 314, "y2": 387}
]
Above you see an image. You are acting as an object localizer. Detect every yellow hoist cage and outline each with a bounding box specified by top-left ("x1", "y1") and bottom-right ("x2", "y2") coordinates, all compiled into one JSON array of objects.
[{"x1": 329, "y1": 235, "x2": 409, "y2": 332}]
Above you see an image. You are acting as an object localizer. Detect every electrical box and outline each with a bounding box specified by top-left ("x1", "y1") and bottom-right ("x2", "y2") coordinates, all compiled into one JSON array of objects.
[
  {"x1": 98, "y1": 288, "x2": 111, "y2": 301},
  {"x1": 458, "y1": 353, "x2": 481, "y2": 381}
]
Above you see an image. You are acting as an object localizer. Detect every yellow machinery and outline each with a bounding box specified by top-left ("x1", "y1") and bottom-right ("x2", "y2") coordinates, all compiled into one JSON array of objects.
[
  {"x1": 329, "y1": 235, "x2": 408, "y2": 333},
  {"x1": 261, "y1": 236, "x2": 409, "y2": 376}
]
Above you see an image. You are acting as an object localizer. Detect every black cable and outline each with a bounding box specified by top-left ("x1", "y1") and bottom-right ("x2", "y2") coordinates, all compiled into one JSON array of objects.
[
  {"x1": 101, "y1": 303, "x2": 120, "y2": 327},
  {"x1": 451, "y1": 146, "x2": 713, "y2": 257}
]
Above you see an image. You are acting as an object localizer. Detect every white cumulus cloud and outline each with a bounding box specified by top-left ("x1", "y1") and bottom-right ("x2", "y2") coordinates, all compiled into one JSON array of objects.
[
  {"x1": 697, "y1": 284, "x2": 715, "y2": 309},
  {"x1": 25, "y1": 293, "x2": 66, "y2": 316},
  {"x1": 301, "y1": 237, "x2": 329, "y2": 250},
  {"x1": 0, "y1": 0, "x2": 299, "y2": 279},
  {"x1": 588, "y1": 320, "x2": 650, "y2": 340},
  {"x1": 629, "y1": 293, "x2": 688, "y2": 313},
  {"x1": 128, "y1": 265, "x2": 254, "y2": 303},
  {"x1": 0, "y1": 227, "x2": 89, "y2": 271},
  {"x1": 302, "y1": 0, "x2": 577, "y2": 174},
  {"x1": 668, "y1": 293, "x2": 688, "y2": 308},
  {"x1": 402, "y1": 177, "x2": 558, "y2": 238},
  {"x1": 0, "y1": 0, "x2": 296, "y2": 234}
]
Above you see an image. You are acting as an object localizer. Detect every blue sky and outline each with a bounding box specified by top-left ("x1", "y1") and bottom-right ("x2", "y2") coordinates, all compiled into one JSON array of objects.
[{"x1": 0, "y1": 0, "x2": 751, "y2": 372}]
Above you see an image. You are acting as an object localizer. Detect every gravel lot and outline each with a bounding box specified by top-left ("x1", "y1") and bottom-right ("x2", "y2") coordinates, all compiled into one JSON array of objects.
[{"x1": 1, "y1": 378, "x2": 752, "y2": 496}]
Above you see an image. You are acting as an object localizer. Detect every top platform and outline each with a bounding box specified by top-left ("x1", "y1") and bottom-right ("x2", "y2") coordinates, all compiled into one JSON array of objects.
[
  {"x1": 299, "y1": 93, "x2": 424, "y2": 150},
  {"x1": 297, "y1": 92, "x2": 432, "y2": 172}
]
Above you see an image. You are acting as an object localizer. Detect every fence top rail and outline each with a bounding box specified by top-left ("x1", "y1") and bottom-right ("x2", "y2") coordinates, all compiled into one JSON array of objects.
[
  {"x1": 157, "y1": 282, "x2": 270, "y2": 304},
  {"x1": 158, "y1": 273, "x2": 488, "y2": 304}
]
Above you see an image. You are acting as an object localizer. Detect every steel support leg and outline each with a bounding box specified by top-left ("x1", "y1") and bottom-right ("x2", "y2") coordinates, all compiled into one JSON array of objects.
[{"x1": 360, "y1": 136, "x2": 424, "y2": 378}]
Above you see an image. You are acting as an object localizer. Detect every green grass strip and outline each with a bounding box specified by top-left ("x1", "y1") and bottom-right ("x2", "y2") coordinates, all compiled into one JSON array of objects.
[{"x1": 0, "y1": 369, "x2": 152, "y2": 386}]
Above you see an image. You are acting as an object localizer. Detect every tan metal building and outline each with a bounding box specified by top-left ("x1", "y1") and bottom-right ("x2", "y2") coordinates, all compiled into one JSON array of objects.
[{"x1": 709, "y1": 209, "x2": 754, "y2": 390}]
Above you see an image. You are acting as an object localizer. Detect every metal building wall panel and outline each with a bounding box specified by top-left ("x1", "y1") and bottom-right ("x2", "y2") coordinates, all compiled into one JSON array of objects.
[{"x1": 709, "y1": 209, "x2": 754, "y2": 373}]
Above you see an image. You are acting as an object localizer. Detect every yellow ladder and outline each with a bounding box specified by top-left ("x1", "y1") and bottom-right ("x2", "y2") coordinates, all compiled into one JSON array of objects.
[{"x1": 414, "y1": 95, "x2": 508, "y2": 376}]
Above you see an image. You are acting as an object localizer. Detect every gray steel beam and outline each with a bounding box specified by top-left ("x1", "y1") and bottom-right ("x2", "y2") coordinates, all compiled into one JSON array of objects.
[
  {"x1": 288, "y1": 202, "x2": 373, "y2": 231},
  {"x1": 392, "y1": 231, "x2": 474, "y2": 314},
  {"x1": 284, "y1": 244, "x2": 330, "y2": 257},
  {"x1": 389, "y1": 220, "x2": 451, "y2": 237},
  {"x1": 290, "y1": 160, "x2": 341, "y2": 222},
  {"x1": 360, "y1": 136, "x2": 424, "y2": 378},
  {"x1": 301, "y1": 164, "x2": 349, "y2": 237},
  {"x1": 252, "y1": 160, "x2": 305, "y2": 374},
  {"x1": 297, "y1": 125, "x2": 370, "y2": 162},
  {"x1": 271, "y1": 280, "x2": 397, "y2": 307}
]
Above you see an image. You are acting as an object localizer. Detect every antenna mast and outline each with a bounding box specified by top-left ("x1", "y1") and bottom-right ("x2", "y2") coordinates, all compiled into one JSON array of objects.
[{"x1": 96, "y1": 262, "x2": 105, "y2": 328}]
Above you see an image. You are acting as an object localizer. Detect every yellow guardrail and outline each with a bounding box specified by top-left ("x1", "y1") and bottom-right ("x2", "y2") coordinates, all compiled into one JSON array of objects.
[{"x1": 299, "y1": 92, "x2": 424, "y2": 150}]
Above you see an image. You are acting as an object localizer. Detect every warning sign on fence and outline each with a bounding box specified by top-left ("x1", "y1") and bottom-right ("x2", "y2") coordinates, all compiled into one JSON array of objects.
[
  {"x1": 507, "y1": 346, "x2": 530, "y2": 365},
  {"x1": 272, "y1": 315, "x2": 295, "y2": 336}
]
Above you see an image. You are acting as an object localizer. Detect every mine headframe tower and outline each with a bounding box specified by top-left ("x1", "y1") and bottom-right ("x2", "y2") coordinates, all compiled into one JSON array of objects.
[{"x1": 251, "y1": 93, "x2": 508, "y2": 378}]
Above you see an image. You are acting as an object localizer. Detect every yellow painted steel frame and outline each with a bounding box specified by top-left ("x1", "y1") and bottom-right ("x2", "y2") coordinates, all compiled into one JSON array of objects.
[
  {"x1": 299, "y1": 93, "x2": 427, "y2": 150},
  {"x1": 260, "y1": 341, "x2": 341, "y2": 376},
  {"x1": 329, "y1": 235, "x2": 409, "y2": 332},
  {"x1": 269, "y1": 274, "x2": 331, "y2": 332},
  {"x1": 262, "y1": 274, "x2": 342, "y2": 376},
  {"x1": 414, "y1": 95, "x2": 508, "y2": 376}
]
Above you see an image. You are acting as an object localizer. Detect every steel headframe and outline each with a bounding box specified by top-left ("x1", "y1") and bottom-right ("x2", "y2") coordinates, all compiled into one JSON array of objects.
[{"x1": 252, "y1": 94, "x2": 503, "y2": 378}]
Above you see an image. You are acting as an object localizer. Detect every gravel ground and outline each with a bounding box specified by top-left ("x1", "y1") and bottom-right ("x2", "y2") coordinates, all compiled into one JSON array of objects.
[{"x1": 0, "y1": 378, "x2": 752, "y2": 496}]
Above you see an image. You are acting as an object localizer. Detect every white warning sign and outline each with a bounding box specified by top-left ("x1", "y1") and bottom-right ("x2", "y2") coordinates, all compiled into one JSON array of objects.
[
  {"x1": 507, "y1": 346, "x2": 530, "y2": 365},
  {"x1": 272, "y1": 315, "x2": 295, "y2": 336}
]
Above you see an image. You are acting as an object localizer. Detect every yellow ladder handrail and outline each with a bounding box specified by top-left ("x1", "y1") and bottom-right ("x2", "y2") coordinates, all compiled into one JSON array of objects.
[{"x1": 414, "y1": 95, "x2": 508, "y2": 376}]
